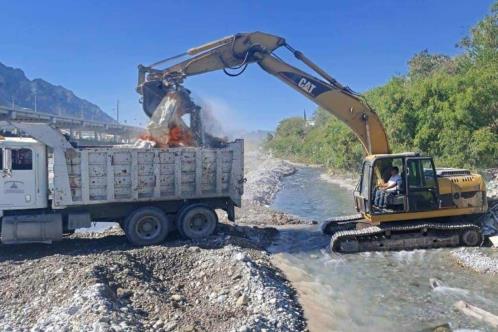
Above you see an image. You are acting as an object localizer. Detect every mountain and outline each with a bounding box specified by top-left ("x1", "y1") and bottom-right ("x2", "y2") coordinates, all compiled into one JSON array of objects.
[{"x1": 0, "y1": 62, "x2": 115, "y2": 123}]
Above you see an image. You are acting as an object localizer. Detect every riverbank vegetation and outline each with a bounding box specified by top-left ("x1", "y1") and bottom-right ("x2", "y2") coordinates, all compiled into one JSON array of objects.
[{"x1": 265, "y1": 2, "x2": 497, "y2": 172}]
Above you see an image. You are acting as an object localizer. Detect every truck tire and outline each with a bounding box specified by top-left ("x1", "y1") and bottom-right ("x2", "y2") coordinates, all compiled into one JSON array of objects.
[
  {"x1": 124, "y1": 207, "x2": 171, "y2": 246},
  {"x1": 177, "y1": 204, "x2": 218, "y2": 240}
]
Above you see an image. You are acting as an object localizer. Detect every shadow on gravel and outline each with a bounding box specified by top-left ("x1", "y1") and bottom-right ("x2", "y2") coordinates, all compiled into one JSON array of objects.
[{"x1": 0, "y1": 223, "x2": 280, "y2": 262}]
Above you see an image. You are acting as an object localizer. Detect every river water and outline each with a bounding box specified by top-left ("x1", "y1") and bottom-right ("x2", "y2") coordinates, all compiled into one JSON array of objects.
[{"x1": 269, "y1": 167, "x2": 498, "y2": 332}]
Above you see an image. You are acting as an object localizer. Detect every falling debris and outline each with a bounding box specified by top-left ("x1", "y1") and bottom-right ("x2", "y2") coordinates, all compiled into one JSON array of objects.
[
  {"x1": 136, "y1": 85, "x2": 227, "y2": 148},
  {"x1": 145, "y1": 87, "x2": 197, "y2": 147}
]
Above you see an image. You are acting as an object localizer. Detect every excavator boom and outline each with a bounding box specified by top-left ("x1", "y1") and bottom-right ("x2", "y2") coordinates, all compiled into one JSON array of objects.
[{"x1": 137, "y1": 31, "x2": 390, "y2": 155}]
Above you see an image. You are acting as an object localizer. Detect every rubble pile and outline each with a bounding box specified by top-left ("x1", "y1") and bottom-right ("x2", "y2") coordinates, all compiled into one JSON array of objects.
[
  {"x1": 481, "y1": 203, "x2": 498, "y2": 237},
  {"x1": 485, "y1": 168, "x2": 498, "y2": 200}
]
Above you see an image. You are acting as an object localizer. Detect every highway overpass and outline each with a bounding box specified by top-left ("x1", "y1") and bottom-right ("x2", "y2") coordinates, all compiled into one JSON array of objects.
[{"x1": 0, "y1": 105, "x2": 144, "y2": 143}]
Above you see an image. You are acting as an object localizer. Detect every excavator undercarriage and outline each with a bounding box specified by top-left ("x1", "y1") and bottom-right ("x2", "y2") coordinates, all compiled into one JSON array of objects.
[{"x1": 323, "y1": 216, "x2": 483, "y2": 253}]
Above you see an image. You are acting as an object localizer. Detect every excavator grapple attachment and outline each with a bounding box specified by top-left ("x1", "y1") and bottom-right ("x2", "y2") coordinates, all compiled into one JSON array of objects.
[{"x1": 140, "y1": 80, "x2": 172, "y2": 118}]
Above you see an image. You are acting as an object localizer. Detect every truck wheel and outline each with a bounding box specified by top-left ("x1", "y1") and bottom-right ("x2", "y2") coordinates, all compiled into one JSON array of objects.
[
  {"x1": 177, "y1": 204, "x2": 218, "y2": 240},
  {"x1": 124, "y1": 207, "x2": 171, "y2": 246}
]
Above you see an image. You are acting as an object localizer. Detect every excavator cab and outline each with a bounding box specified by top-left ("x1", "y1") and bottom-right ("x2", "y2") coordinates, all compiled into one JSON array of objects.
[{"x1": 354, "y1": 153, "x2": 439, "y2": 216}]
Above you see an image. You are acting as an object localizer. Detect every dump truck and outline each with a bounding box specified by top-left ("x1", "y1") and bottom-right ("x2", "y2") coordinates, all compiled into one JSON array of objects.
[{"x1": 0, "y1": 121, "x2": 244, "y2": 245}]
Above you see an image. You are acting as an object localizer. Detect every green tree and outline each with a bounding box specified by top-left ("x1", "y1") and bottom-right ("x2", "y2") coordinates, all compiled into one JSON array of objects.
[{"x1": 408, "y1": 50, "x2": 453, "y2": 79}]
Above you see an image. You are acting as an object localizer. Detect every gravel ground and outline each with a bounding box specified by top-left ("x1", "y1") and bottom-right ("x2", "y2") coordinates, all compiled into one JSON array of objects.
[
  {"x1": 451, "y1": 247, "x2": 498, "y2": 275},
  {"x1": 0, "y1": 228, "x2": 304, "y2": 332},
  {"x1": 0, "y1": 149, "x2": 308, "y2": 332}
]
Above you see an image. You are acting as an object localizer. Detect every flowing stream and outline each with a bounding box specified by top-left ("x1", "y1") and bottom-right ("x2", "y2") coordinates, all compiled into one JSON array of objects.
[{"x1": 269, "y1": 166, "x2": 498, "y2": 332}]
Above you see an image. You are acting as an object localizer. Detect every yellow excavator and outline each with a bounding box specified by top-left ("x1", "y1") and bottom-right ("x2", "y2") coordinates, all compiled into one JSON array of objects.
[{"x1": 136, "y1": 32, "x2": 488, "y2": 253}]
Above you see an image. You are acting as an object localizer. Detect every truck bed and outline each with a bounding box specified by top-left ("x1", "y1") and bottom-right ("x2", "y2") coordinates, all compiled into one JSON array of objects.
[{"x1": 60, "y1": 140, "x2": 244, "y2": 207}]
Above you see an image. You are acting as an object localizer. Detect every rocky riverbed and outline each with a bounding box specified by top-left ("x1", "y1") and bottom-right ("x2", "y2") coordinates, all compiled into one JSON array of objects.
[
  {"x1": 1, "y1": 148, "x2": 495, "y2": 331},
  {"x1": 0, "y1": 151, "x2": 307, "y2": 332}
]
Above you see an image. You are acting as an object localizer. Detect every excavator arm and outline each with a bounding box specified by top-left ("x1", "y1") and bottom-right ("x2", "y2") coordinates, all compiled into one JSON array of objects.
[{"x1": 137, "y1": 31, "x2": 390, "y2": 155}]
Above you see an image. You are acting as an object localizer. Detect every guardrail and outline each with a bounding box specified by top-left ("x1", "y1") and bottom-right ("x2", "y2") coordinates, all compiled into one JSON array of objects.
[{"x1": 0, "y1": 105, "x2": 143, "y2": 138}]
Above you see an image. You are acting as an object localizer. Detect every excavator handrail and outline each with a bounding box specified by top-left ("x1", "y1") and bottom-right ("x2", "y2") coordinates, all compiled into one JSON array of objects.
[{"x1": 137, "y1": 31, "x2": 390, "y2": 155}]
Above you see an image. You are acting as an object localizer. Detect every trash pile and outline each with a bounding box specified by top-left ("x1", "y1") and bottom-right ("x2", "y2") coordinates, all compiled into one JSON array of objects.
[{"x1": 136, "y1": 86, "x2": 227, "y2": 148}]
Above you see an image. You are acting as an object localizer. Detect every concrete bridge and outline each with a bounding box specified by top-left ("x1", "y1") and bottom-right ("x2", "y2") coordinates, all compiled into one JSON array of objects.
[{"x1": 0, "y1": 105, "x2": 144, "y2": 144}]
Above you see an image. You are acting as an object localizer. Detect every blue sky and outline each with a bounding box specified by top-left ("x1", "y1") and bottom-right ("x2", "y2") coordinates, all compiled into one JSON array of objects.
[{"x1": 0, "y1": 0, "x2": 494, "y2": 131}]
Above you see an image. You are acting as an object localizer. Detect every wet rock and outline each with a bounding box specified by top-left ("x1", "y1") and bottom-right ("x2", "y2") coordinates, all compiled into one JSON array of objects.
[{"x1": 429, "y1": 278, "x2": 443, "y2": 289}]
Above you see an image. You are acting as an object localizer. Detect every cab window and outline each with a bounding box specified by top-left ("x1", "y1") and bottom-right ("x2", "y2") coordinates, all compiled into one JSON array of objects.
[
  {"x1": 12, "y1": 148, "x2": 32, "y2": 170},
  {"x1": 422, "y1": 159, "x2": 436, "y2": 187},
  {"x1": 407, "y1": 159, "x2": 436, "y2": 189},
  {"x1": 407, "y1": 160, "x2": 422, "y2": 188}
]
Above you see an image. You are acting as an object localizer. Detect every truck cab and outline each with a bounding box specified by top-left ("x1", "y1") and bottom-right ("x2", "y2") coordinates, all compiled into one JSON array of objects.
[{"x1": 0, "y1": 137, "x2": 48, "y2": 214}]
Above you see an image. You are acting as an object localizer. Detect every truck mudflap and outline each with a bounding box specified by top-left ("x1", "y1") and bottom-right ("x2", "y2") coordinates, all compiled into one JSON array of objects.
[
  {"x1": 227, "y1": 202, "x2": 236, "y2": 222},
  {"x1": 1, "y1": 214, "x2": 63, "y2": 244}
]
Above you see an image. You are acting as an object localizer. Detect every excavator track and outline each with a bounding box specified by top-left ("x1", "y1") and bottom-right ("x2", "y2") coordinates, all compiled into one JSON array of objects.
[
  {"x1": 321, "y1": 214, "x2": 363, "y2": 234},
  {"x1": 329, "y1": 222, "x2": 483, "y2": 253}
]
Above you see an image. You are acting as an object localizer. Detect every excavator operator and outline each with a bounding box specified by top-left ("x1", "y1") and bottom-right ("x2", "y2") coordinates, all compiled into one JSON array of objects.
[{"x1": 373, "y1": 167, "x2": 401, "y2": 209}]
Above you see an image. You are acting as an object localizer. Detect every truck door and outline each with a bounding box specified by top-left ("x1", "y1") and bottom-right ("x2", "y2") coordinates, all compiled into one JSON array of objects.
[
  {"x1": 354, "y1": 161, "x2": 371, "y2": 213},
  {"x1": 0, "y1": 148, "x2": 37, "y2": 209},
  {"x1": 405, "y1": 157, "x2": 439, "y2": 212}
]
